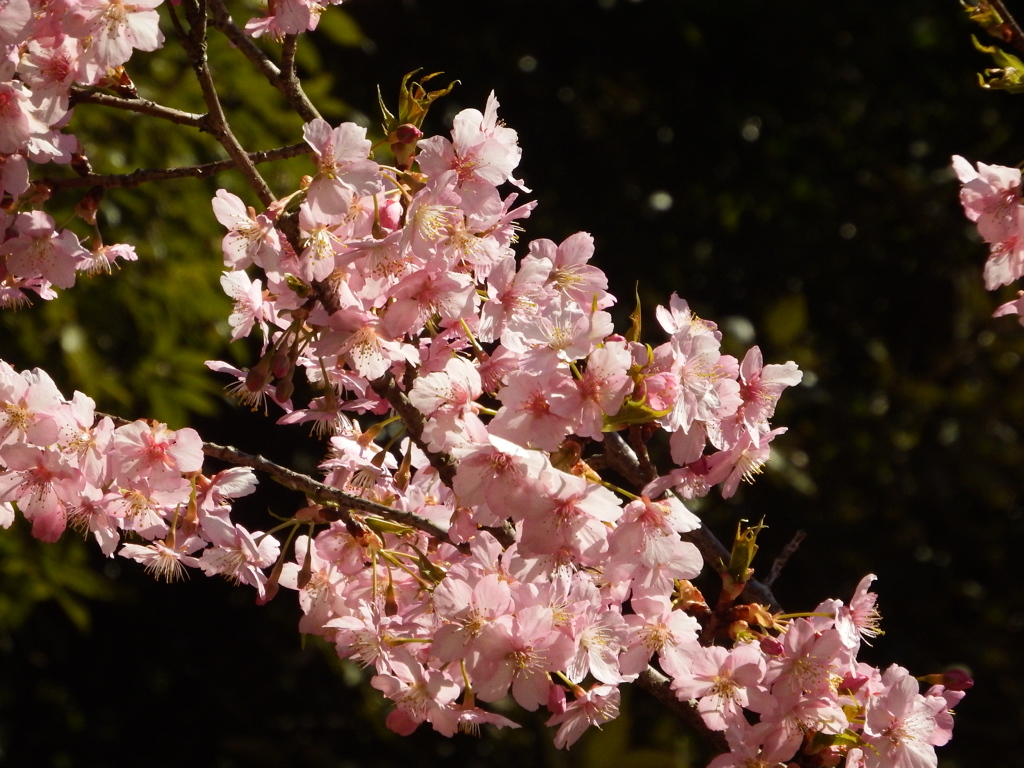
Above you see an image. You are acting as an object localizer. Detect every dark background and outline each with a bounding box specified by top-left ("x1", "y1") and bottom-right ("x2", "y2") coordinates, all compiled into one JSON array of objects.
[{"x1": 1, "y1": 0, "x2": 1021, "y2": 765}]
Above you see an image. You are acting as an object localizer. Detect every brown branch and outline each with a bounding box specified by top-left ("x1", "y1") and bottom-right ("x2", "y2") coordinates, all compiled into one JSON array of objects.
[
  {"x1": 69, "y1": 87, "x2": 205, "y2": 128},
  {"x1": 206, "y1": 0, "x2": 322, "y2": 123},
  {"x1": 371, "y1": 372, "x2": 460, "y2": 487},
  {"x1": 35, "y1": 143, "x2": 312, "y2": 192},
  {"x1": 763, "y1": 529, "x2": 806, "y2": 588},
  {"x1": 94, "y1": 411, "x2": 460, "y2": 549},
  {"x1": 199, "y1": 440, "x2": 465, "y2": 550},
  {"x1": 282, "y1": 34, "x2": 299, "y2": 81},
  {"x1": 173, "y1": 0, "x2": 276, "y2": 207},
  {"x1": 368, "y1": 371, "x2": 516, "y2": 548}
]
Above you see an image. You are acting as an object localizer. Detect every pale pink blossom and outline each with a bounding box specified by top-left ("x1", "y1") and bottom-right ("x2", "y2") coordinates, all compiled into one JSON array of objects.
[
  {"x1": 211, "y1": 189, "x2": 281, "y2": 270},
  {"x1": 546, "y1": 683, "x2": 620, "y2": 749},
  {"x1": 302, "y1": 119, "x2": 382, "y2": 217},
  {"x1": 64, "y1": 0, "x2": 165, "y2": 84}
]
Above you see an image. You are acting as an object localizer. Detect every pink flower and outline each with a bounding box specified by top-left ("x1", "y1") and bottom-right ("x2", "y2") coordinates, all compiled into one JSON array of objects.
[
  {"x1": 705, "y1": 427, "x2": 787, "y2": 499},
  {"x1": 619, "y1": 595, "x2": 700, "y2": 678},
  {"x1": 734, "y1": 345, "x2": 802, "y2": 442},
  {"x1": 417, "y1": 92, "x2": 527, "y2": 217},
  {"x1": 671, "y1": 643, "x2": 767, "y2": 731},
  {"x1": 472, "y1": 604, "x2": 575, "y2": 711},
  {"x1": 198, "y1": 517, "x2": 280, "y2": 599},
  {"x1": 0, "y1": 80, "x2": 47, "y2": 154},
  {"x1": 0, "y1": 364, "x2": 63, "y2": 448},
  {"x1": 546, "y1": 683, "x2": 620, "y2": 749},
  {"x1": 0, "y1": 211, "x2": 88, "y2": 289},
  {"x1": 952, "y1": 155, "x2": 1023, "y2": 244},
  {"x1": 0, "y1": 443, "x2": 84, "y2": 540},
  {"x1": 244, "y1": 0, "x2": 319, "y2": 38},
  {"x1": 371, "y1": 652, "x2": 461, "y2": 736},
  {"x1": 120, "y1": 539, "x2": 203, "y2": 582},
  {"x1": 112, "y1": 420, "x2": 204, "y2": 488},
  {"x1": 220, "y1": 270, "x2": 274, "y2": 343},
  {"x1": 64, "y1": 0, "x2": 165, "y2": 85},
  {"x1": 302, "y1": 119, "x2": 382, "y2": 218},
  {"x1": 490, "y1": 367, "x2": 578, "y2": 451},
  {"x1": 524, "y1": 232, "x2": 614, "y2": 310},
  {"x1": 211, "y1": 189, "x2": 281, "y2": 271},
  {"x1": 862, "y1": 665, "x2": 946, "y2": 768}
]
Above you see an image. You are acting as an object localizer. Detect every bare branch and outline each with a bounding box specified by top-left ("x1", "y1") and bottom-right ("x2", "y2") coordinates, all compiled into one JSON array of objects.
[
  {"x1": 69, "y1": 87, "x2": 205, "y2": 128},
  {"x1": 371, "y1": 372, "x2": 460, "y2": 487},
  {"x1": 282, "y1": 34, "x2": 299, "y2": 81},
  {"x1": 763, "y1": 529, "x2": 806, "y2": 588},
  {"x1": 200, "y1": 440, "x2": 465, "y2": 549},
  {"x1": 206, "y1": 0, "x2": 322, "y2": 123},
  {"x1": 173, "y1": 0, "x2": 276, "y2": 206},
  {"x1": 36, "y1": 142, "x2": 312, "y2": 193}
]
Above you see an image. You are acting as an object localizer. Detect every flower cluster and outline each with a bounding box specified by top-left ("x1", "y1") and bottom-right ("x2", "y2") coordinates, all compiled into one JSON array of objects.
[
  {"x1": 953, "y1": 155, "x2": 1024, "y2": 322},
  {"x1": 1, "y1": 0, "x2": 157, "y2": 305},
  {"x1": 0, "y1": 361, "x2": 283, "y2": 590},
  {"x1": 0, "y1": 1, "x2": 970, "y2": 764}
]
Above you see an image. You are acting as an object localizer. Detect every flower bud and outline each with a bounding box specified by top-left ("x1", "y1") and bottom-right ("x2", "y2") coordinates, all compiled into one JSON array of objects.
[
  {"x1": 759, "y1": 636, "x2": 784, "y2": 656},
  {"x1": 919, "y1": 668, "x2": 975, "y2": 691}
]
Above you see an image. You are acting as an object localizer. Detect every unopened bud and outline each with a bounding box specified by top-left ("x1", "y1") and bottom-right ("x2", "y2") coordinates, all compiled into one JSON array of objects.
[
  {"x1": 839, "y1": 671, "x2": 870, "y2": 695},
  {"x1": 384, "y1": 582, "x2": 399, "y2": 616},
  {"x1": 274, "y1": 375, "x2": 294, "y2": 403},
  {"x1": 75, "y1": 186, "x2": 103, "y2": 225},
  {"x1": 393, "y1": 123, "x2": 423, "y2": 145},
  {"x1": 271, "y1": 348, "x2": 291, "y2": 379},
  {"x1": 245, "y1": 354, "x2": 274, "y2": 392},
  {"x1": 297, "y1": 543, "x2": 313, "y2": 589},
  {"x1": 759, "y1": 636, "x2": 784, "y2": 656},
  {"x1": 919, "y1": 668, "x2": 975, "y2": 691}
]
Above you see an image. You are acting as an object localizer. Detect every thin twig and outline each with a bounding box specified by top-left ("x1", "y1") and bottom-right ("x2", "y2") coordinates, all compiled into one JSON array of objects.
[
  {"x1": 36, "y1": 142, "x2": 312, "y2": 192},
  {"x1": 763, "y1": 529, "x2": 806, "y2": 588},
  {"x1": 200, "y1": 440, "x2": 464, "y2": 550},
  {"x1": 69, "y1": 87, "x2": 205, "y2": 128},
  {"x1": 206, "y1": 0, "x2": 321, "y2": 123}
]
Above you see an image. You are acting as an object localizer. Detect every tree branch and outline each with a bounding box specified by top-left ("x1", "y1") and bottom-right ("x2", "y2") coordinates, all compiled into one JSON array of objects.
[
  {"x1": 35, "y1": 143, "x2": 312, "y2": 193},
  {"x1": 199, "y1": 440, "x2": 465, "y2": 550},
  {"x1": 94, "y1": 411, "x2": 461, "y2": 549},
  {"x1": 172, "y1": 0, "x2": 276, "y2": 206},
  {"x1": 369, "y1": 371, "x2": 516, "y2": 548},
  {"x1": 69, "y1": 87, "x2": 205, "y2": 128},
  {"x1": 370, "y1": 372, "x2": 460, "y2": 487},
  {"x1": 763, "y1": 529, "x2": 806, "y2": 588},
  {"x1": 206, "y1": 0, "x2": 322, "y2": 123}
]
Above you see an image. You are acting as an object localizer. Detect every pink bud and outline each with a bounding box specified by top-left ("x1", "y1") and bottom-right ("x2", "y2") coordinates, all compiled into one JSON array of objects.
[{"x1": 393, "y1": 123, "x2": 423, "y2": 144}]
